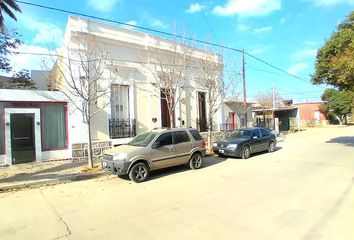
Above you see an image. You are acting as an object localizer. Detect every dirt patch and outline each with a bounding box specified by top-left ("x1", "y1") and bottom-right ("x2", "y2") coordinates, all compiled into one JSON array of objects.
[{"x1": 80, "y1": 165, "x2": 102, "y2": 173}]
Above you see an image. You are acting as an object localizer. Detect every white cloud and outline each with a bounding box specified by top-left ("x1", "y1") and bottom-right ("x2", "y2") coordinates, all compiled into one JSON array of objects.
[
  {"x1": 292, "y1": 49, "x2": 318, "y2": 59},
  {"x1": 213, "y1": 0, "x2": 281, "y2": 17},
  {"x1": 253, "y1": 26, "x2": 272, "y2": 34},
  {"x1": 307, "y1": 0, "x2": 354, "y2": 6},
  {"x1": 122, "y1": 20, "x2": 137, "y2": 30},
  {"x1": 18, "y1": 14, "x2": 64, "y2": 47},
  {"x1": 126, "y1": 20, "x2": 137, "y2": 26},
  {"x1": 236, "y1": 23, "x2": 250, "y2": 31},
  {"x1": 87, "y1": 0, "x2": 120, "y2": 12},
  {"x1": 8, "y1": 44, "x2": 55, "y2": 73},
  {"x1": 248, "y1": 45, "x2": 269, "y2": 55},
  {"x1": 305, "y1": 40, "x2": 320, "y2": 46},
  {"x1": 149, "y1": 18, "x2": 169, "y2": 29},
  {"x1": 186, "y1": 3, "x2": 204, "y2": 13},
  {"x1": 287, "y1": 62, "x2": 308, "y2": 75}
]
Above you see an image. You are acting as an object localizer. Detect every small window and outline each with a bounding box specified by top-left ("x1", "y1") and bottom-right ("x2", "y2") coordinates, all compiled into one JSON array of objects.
[
  {"x1": 189, "y1": 129, "x2": 202, "y2": 141},
  {"x1": 252, "y1": 129, "x2": 261, "y2": 138},
  {"x1": 260, "y1": 128, "x2": 270, "y2": 137},
  {"x1": 155, "y1": 133, "x2": 173, "y2": 146},
  {"x1": 173, "y1": 131, "x2": 191, "y2": 144}
]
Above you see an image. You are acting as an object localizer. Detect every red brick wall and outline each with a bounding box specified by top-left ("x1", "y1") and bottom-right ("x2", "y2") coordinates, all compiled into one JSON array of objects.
[{"x1": 295, "y1": 103, "x2": 329, "y2": 121}]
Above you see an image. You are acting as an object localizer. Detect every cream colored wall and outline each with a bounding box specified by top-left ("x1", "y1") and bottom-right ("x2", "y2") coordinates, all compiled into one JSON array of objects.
[{"x1": 59, "y1": 17, "x2": 224, "y2": 141}]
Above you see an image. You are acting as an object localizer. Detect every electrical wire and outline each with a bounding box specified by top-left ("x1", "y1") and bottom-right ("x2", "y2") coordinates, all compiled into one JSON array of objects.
[{"x1": 15, "y1": 0, "x2": 321, "y2": 88}]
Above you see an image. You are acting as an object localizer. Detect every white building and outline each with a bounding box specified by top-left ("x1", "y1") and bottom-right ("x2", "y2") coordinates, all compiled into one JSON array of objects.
[{"x1": 0, "y1": 16, "x2": 225, "y2": 165}]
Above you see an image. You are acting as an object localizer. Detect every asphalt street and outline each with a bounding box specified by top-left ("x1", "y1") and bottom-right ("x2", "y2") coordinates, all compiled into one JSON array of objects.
[{"x1": 1, "y1": 126, "x2": 354, "y2": 240}]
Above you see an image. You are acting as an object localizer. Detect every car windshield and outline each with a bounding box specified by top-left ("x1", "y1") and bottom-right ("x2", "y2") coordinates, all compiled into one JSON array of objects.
[
  {"x1": 128, "y1": 132, "x2": 158, "y2": 147},
  {"x1": 227, "y1": 129, "x2": 252, "y2": 139}
]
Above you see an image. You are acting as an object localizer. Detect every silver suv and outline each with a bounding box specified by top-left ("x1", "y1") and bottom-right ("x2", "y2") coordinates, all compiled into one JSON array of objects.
[{"x1": 101, "y1": 128, "x2": 206, "y2": 183}]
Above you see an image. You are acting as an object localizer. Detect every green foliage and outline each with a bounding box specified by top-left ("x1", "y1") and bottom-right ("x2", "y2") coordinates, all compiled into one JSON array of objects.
[
  {"x1": 10, "y1": 69, "x2": 36, "y2": 89},
  {"x1": 312, "y1": 11, "x2": 354, "y2": 91},
  {"x1": 0, "y1": 29, "x2": 22, "y2": 73},
  {"x1": 0, "y1": 0, "x2": 22, "y2": 30},
  {"x1": 321, "y1": 89, "x2": 354, "y2": 120}
]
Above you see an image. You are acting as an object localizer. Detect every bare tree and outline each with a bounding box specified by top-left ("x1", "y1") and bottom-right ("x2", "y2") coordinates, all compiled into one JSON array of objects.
[
  {"x1": 50, "y1": 38, "x2": 112, "y2": 168},
  {"x1": 255, "y1": 90, "x2": 284, "y2": 123},
  {"x1": 195, "y1": 45, "x2": 224, "y2": 150},
  {"x1": 144, "y1": 35, "x2": 192, "y2": 128}
]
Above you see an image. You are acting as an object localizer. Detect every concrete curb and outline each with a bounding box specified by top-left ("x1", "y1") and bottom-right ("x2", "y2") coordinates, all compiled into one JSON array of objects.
[{"x1": 0, "y1": 172, "x2": 106, "y2": 192}]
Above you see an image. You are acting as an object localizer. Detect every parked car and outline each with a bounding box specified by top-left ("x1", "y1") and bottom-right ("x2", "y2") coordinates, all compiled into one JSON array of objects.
[
  {"x1": 101, "y1": 128, "x2": 206, "y2": 183},
  {"x1": 212, "y1": 127, "x2": 276, "y2": 159}
]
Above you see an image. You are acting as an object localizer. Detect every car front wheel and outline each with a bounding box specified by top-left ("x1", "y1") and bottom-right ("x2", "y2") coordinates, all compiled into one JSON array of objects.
[
  {"x1": 242, "y1": 146, "x2": 251, "y2": 159},
  {"x1": 189, "y1": 153, "x2": 203, "y2": 169},
  {"x1": 129, "y1": 162, "x2": 149, "y2": 183}
]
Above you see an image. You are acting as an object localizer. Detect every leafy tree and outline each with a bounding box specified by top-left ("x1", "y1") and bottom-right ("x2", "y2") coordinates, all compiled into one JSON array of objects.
[
  {"x1": 312, "y1": 11, "x2": 354, "y2": 91},
  {"x1": 0, "y1": 0, "x2": 22, "y2": 30},
  {"x1": 321, "y1": 88, "x2": 354, "y2": 124},
  {"x1": 10, "y1": 69, "x2": 36, "y2": 89},
  {"x1": 0, "y1": 28, "x2": 22, "y2": 72}
]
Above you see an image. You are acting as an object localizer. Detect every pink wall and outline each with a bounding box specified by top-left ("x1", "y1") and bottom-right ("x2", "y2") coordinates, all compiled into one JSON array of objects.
[{"x1": 295, "y1": 102, "x2": 329, "y2": 121}]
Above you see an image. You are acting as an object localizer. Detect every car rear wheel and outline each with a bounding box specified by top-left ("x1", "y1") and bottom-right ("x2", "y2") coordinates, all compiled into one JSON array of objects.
[
  {"x1": 242, "y1": 146, "x2": 251, "y2": 159},
  {"x1": 268, "y1": 141, "x2": 275, "y2": 153},
  {"x1": 129, "y1": 162, "x2": 149, "y2": 183},
  {"x1": 189, "y1": 153, "x2": 203, "y2": 169}
]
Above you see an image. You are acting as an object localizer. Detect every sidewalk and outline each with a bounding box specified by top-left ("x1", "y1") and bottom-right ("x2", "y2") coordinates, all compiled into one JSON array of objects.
[{"x1": 0, "y1": 161, "x2": 106, "y2": 192}]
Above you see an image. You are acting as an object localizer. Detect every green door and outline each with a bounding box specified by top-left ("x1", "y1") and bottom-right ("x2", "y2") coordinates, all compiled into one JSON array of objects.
[{"x1": 10, "y1": 113, "x2": 36, "y2": 164}]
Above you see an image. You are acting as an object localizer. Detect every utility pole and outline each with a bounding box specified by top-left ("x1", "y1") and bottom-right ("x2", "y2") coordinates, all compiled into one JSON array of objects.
[{"x1": 242, "y1": 49, "x2": 247, "y2": 127}]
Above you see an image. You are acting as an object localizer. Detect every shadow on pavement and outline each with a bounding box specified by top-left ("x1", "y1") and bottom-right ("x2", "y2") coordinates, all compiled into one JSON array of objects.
[
  {"x1": 326, "y1": 136, "x2": 354, "y2": 147},
  {"x1": 118, "y1": 156, "x2": 228, "y2": 182},
  {"x1": 0, "y1": 162, "x2": 87, "y2": 184}
]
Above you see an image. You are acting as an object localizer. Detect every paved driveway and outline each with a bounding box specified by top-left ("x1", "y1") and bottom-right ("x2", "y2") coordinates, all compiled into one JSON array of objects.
[{"x1": 1, "y1": 126, "x2": 354, "y2": 240}]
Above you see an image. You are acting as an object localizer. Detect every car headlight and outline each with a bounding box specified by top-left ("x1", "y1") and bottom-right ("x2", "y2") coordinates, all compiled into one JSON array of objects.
[
  {"x1": 112, "y1": 153, "x2": 127, "y2": 161},
  {"x1": 227, "y1": 144, "x2": 237, "y2": 150},
  {"x1": 213, "y1": 143, "x2": 217, "y2": 147}
]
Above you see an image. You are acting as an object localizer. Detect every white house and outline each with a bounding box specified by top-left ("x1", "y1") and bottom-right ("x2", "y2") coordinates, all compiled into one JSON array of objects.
[
  {"x1": 0, "y1": 16, "x2": 226, "y2": 165},
  {"x1": 0, "y1": 89, "x2": 71, "y2": 165},
  {"x1": 50, "y1": 16, "x2": 225, "y2": 145}
]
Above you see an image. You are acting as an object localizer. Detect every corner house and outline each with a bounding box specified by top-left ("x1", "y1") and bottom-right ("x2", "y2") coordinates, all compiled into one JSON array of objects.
[{"x1": 0, "y1": 89, "x2": 70, "y2": 166}]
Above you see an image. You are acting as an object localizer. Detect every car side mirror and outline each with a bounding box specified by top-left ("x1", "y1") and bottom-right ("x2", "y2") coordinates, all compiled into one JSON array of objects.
[{"x1": 152, "y1": 142, "x2": 161, "y2": 149}]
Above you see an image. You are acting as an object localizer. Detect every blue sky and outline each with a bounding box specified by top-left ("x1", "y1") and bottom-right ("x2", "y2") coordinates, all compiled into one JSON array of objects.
[{"x1": 4, "y1": 0, "x2": 354, "y2": 103}]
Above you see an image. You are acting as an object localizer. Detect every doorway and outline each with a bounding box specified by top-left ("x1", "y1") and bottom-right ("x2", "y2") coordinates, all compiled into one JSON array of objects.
[
  {"x1": 197, "y1": 92, "x2": 207, "y2": 132},
  {"x1": 161, "y1": 90, "x2": 175, "y2": 128},
  {"x1": 10, "y1": 113, "x2": 36, "y2": 164},
  {"x1": 5, "y1": 108, "x2": 42, "y2": 165}
]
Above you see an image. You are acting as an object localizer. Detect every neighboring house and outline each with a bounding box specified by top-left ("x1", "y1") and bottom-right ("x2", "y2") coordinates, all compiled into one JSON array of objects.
[
  {"x1": 252, "y1": 106, "x2": 300, "y2": 132},
  {"x1": 49, "y1": 16, "x2": 224, "y2": 146},
  {"x1": 0, "y1": 89, "x2": 71, "y2": 166},
  {"x1": 222, "y1": 99, "x2": 253, "y2": 131},
  {"x1": 294, "y1": 102, "x2": 329, "y2": 127}
]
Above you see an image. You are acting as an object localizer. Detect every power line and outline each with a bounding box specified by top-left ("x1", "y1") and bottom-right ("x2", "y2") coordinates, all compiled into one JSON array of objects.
[
  {"x1": 15, "y1": 0, "x2": 242, "y2": 53},
  {"x1": 15, "y1": 0, "x2": 322, "y2": 87}
]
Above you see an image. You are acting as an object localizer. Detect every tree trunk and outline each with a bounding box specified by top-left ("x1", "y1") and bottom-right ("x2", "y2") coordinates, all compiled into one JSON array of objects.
[
  {"x1": 169, "y1": 111, "x2": 174, "y2": 128},
  {"x1": 87, "y1": 119, "x2": 94, "y2": 168},
  {"x1": 207, "y1": 116, "x2": 213, "y2": 151}
]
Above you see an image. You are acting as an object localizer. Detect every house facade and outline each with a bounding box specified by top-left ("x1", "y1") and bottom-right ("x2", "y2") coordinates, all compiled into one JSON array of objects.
[
  {"x1": 50, "y1": 16, "x2": 225, "y2": 146},
  {"x1": 294, "y1": 102, "x2": 329, "y2": 127},
  {"x1": 222, "y1": 99, "x2": 253, "y2": 131},
  {"x1": 0, "y1": 89, "x2": 71, "y2": 165}
]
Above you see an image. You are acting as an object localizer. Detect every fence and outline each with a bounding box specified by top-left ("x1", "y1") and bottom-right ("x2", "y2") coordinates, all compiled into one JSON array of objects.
[{"x1": 109, "y1": 119, "x2": 136, "y2": 139}]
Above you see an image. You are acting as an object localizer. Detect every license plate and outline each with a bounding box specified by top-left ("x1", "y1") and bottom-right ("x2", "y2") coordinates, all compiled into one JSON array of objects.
[
  {"x1": 103, "y1": 162, "x2": 107, "y2": 167},
  {"x1": 219, "y1": 149, "x2": 224, "y2": 154}
]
